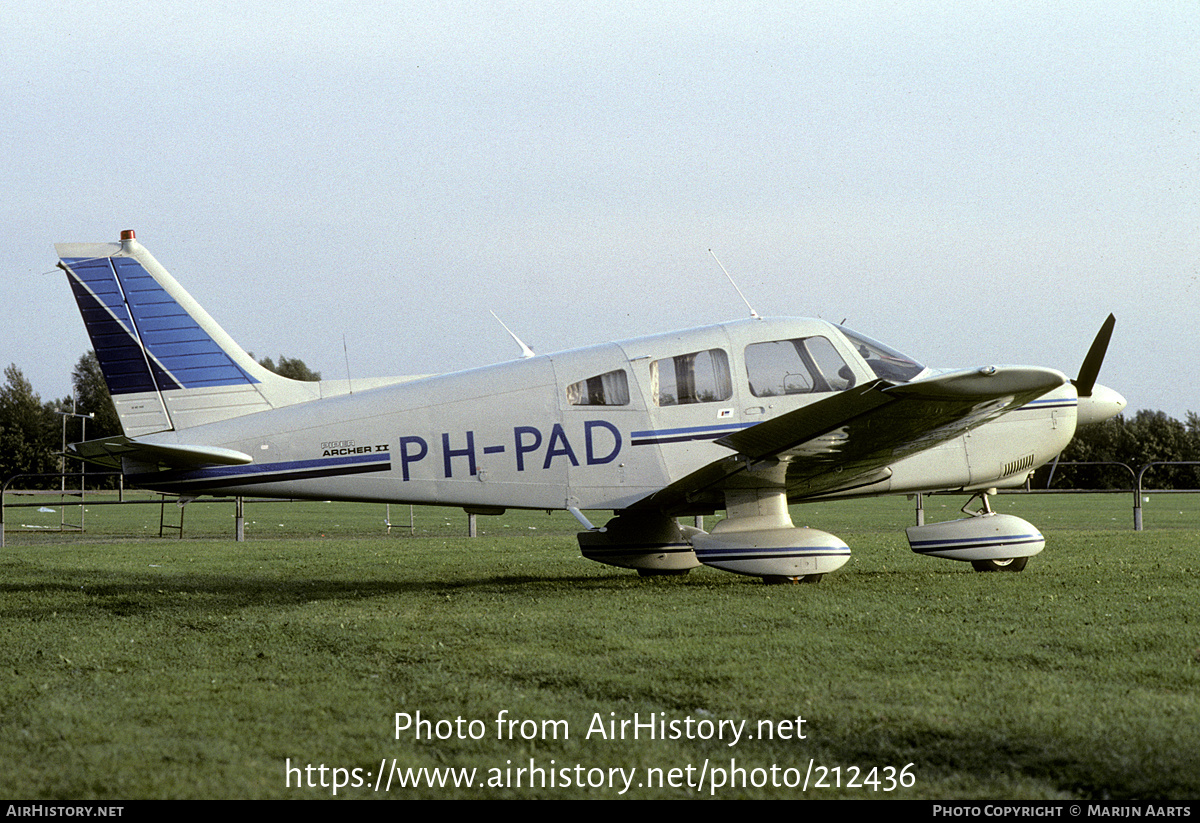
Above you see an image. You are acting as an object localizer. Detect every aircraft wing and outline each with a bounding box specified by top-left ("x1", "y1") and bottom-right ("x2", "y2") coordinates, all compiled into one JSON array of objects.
[
  {"x1": 68, "y1": 436, "x2": 253, "y2": 471},
  {"x1": 627, "y1": 366, "x2": 1067, "y2": 514}
]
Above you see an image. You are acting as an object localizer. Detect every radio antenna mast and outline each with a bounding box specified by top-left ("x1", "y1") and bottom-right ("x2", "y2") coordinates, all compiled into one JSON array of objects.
[
  {"x1": 709, "y1": 249, "x2": 760, "y2": 319},
  {"x1": 490, "y1": 311, "x2": 536, "y2": 358}
]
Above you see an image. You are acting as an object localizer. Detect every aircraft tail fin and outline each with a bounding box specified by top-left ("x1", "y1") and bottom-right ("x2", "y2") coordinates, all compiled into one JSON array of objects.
[{"x1": 56, "y1": 230, "x2": 325, "y2": 436}]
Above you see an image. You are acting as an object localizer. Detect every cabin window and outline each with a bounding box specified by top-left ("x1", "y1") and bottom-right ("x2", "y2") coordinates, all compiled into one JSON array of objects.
[
  {"x1": 834, "y1": 324, "x2": 927, "y2": 382},
  {"x1": 650, "y1": 349, "x2": 732, "y2": 406},
  {"x1": 567, "y1": 369, "x2": 630, "y2": 406},
  {"x1": 745, "y1": 336, "x2": 855, "y2": 397}
]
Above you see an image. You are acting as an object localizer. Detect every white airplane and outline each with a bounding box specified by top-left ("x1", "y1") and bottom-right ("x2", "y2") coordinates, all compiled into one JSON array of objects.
[{"x1": 56, "y1": 231, "x2": 1125, "y2": 583}]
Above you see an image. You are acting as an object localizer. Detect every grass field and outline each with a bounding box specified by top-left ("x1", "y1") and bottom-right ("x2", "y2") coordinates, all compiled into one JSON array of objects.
[{"x1": 1, "y1": 492, "x2": 1197, "y2": 799}]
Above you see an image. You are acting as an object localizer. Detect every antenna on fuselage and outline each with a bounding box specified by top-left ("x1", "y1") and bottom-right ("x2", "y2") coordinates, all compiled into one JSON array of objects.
[
  {"x1": 490, "y1": 311, "x2": 536, "y2": 358},
  {"x1": 343, "y1": 334, "x2": 354, "y2": 394},
  {"x1": 709, "y1": 249, "x2": 760, "y2": 320}
]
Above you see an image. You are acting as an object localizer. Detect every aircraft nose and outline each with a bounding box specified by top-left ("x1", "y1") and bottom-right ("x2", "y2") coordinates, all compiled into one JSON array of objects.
[{"x1": 1076, "y1": 383, "x2": 1126, "y2": 425}]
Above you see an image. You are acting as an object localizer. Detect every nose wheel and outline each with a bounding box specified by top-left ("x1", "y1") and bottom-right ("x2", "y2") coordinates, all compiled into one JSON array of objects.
[
  {"x1": 970, "y1": 557, "x2": 1028, "y2": 572},
  {"x1": 963, "y1": 491, "x2": 1029, "y2": 573}
]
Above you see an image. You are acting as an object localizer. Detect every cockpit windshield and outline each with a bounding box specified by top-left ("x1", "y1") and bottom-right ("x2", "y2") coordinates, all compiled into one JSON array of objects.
[{"x1": 835, "y1": 325, "x2": 928, "y2": 383}]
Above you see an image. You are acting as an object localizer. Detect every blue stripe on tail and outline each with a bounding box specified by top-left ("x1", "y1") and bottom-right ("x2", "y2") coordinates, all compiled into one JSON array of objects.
[{"x1": 62, "y1": 256, "x2": 258, "y2": 395}]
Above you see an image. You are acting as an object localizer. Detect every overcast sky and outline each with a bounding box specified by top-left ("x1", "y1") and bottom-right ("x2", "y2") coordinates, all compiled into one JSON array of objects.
[{"x1": 3, "y1": 2, "x2": 1196, "y2": 419}]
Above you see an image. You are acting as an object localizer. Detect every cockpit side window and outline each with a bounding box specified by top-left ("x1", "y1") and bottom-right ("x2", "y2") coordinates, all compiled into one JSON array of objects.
[
  {"x1": 834, "y1": 325, "x2": 927, "y2": 382},
  {"x1": 650, "y1": 349, "x2": 733, "y2": 406},
  {"x1": 567, "y1": 369, "x2": 630, "y2": 406},
  {"x1": 745, "y1": 336, "x2": 855, "y2": 397}
]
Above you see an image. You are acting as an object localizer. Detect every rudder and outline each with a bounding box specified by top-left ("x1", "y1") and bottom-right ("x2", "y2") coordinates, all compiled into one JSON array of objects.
[{"x1": 57, "y1": 230, "x2": 321, "y2": 436}]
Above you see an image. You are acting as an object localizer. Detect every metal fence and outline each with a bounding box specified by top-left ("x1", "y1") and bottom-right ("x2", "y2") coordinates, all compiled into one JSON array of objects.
[
  {"x1": 0, "y1": 471, "x2": 465, "y2": 545},
  {"x1": 6, "y1": 462, "x2": 1200, "y2": 544},
  {"x1": 1032, "y1": 460, "x2": 1200, "y2": 530}
]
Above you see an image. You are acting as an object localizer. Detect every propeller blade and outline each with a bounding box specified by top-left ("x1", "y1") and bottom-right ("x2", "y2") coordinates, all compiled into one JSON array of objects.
[{"x1": 1072, "y1": 314, "x2": 1115, "y2": 398}]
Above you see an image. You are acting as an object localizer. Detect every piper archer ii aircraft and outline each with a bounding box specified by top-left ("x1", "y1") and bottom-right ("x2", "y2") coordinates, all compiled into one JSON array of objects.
[{"x1": 56, "y1": 231, "x2": 1126, "y2": 583}]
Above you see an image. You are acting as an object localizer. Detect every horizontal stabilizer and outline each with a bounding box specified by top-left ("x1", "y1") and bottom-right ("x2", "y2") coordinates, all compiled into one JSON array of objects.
[{"x1": 68, "y1": 436, "x2": 253, "y2": 471}]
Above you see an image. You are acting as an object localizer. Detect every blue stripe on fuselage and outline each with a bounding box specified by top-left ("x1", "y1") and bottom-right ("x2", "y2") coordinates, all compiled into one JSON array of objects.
[
  {"x1": 630, "y1": 421, "x2": 751, "y2": 446},
  {"x1": 127, "y1": 452, "x2": 390, "y2": 491}
]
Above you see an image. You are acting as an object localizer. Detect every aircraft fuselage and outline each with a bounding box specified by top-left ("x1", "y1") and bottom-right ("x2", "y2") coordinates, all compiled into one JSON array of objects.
[{"x1": 126, "y1": 317, "x2": 1079, "y2": 514}]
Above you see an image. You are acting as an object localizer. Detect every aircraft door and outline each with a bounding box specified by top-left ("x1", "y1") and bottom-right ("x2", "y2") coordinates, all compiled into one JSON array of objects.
[
  {"x1": 551, "y1": 345, "x2": 663, "y2": 510},
  {"x1": 621, "y1": 332, "x2": 743, "y2": 486}
]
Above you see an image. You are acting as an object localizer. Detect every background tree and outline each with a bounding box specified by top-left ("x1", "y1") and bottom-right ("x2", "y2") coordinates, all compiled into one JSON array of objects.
[
  {"x1": 1051, "y1": 410, "x2": 1200, "y2": 490},
  {"x1": 0, "y1": 364, "x2": 59, "y2": 486},
  {"x1": 253, "y1": 354, "x2": 320, "y2": 382},
  {"x1": 1124, "y1": 409, "x2": 1200, "y2": 489},
  {"x1": 71, "y1": 351, "x2": 121, "y2": 439},
  {"x1": 59, "y1": 352, "x2": 124, "y2": 488},
  {"x1": 1053, "y1": 416, "x2": 1135, "y2": 489}
]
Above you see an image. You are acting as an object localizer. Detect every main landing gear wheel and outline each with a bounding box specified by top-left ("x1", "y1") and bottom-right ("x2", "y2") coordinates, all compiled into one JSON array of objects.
[
  {"x1": 636, "y1": 567, "x2": 691, "y2": 577},
  {"x1": 760, "y1": 573, "x2": 825, "y2": 585},
  {"x1": 971, "y1": 557, "x2": 1029, "y2": 573}
]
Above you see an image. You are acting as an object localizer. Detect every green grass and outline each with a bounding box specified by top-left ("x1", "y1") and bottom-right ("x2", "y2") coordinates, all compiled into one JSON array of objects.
[{"x1": 1, "y1": 494, "x2": 1198, "y2": 799}]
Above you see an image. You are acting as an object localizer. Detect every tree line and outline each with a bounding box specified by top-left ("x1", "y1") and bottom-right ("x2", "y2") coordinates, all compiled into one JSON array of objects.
[
  {"x1": 1, "y1": 353, "x2": 318, "y2": 489},
  {"x1": 1048, "y1": 409, "x2": 1200, "y2": 490},
  {"x1": 2, "y1": 355, "x2": 1197, "y2": 490}
]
